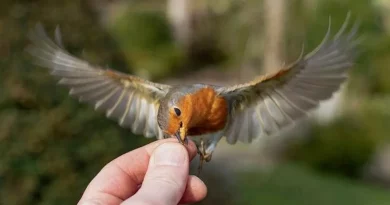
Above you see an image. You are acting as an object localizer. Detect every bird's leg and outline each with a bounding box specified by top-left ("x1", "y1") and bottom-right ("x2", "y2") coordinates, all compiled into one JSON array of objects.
[
  {"x1": 197, "y1": 138, "x2": 212, "y2": 175},
  {"x1": 197, "y1": 138, "x2": 205, "y2": 175}
]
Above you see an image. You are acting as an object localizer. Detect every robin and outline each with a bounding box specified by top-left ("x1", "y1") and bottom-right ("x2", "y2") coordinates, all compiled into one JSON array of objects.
[{"x1": 26, "y1": 13, "x2": 359, "y2": 174}]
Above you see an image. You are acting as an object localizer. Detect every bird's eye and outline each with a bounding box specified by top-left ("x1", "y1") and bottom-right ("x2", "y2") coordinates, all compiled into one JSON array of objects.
[{"x1": 174, "y1": 107, "x2": 181, "y2": 116}]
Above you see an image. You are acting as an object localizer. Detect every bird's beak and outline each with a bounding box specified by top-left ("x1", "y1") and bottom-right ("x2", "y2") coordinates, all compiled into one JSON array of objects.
[{"x1": 174, "y1": 127, "x2": 188, "y2": 145}]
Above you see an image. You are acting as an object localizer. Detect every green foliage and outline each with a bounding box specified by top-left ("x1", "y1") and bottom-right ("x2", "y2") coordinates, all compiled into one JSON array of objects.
[
  {"x1": 0, "y1": 1, "x2": 151, "y2": 204},
  {"x1": 286, "y1": 116, "x2": 377, "y2": 178},
  {"x1": 108, "y1": 9, "x2": 184, "y2": 79},
  {"x1": 286, "y1": 97, "x2": 390, "y2": 179},
  {"x1": 236, "y1": 164, "x2": 390, "y2": 205}
]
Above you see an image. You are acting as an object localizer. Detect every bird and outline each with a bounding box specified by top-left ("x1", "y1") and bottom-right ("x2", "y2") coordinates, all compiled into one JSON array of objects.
[{"x1": 26, "y1": 13, "x2": 359, "y2": 174}]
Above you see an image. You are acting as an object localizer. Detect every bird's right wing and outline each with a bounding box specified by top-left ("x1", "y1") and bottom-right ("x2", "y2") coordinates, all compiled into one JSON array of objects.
[
  {"x1": 217, "y1": 13, "x2": 360, "y2": 144},
  {"x1": 26, "y1": 23, "x2": 172, "y2": 139}
]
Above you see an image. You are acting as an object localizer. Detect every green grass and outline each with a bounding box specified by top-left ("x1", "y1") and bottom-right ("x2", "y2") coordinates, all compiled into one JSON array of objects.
[{"x1": 236, "y1": 163, "x2": 390, "y2": 205}]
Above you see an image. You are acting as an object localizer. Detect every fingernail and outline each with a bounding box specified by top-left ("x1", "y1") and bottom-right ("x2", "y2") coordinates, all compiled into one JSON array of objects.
[{"x1": 153, "y1": 143, "x2": 187, "y2": 166}]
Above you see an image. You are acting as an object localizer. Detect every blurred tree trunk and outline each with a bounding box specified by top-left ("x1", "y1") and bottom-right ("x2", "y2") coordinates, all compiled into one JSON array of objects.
[
  {"x1": 166, "y1": 0, "x2": 225, "y2": 73},
  {"x1": 375, "y1": 0, "x2": 390, "y2": 34},
  {"x1": 263, "y1": 0, "x2": 286, "y2": 73},
  {"x1": 166, "y1": 0, "x2": 192, "y2": 50},
  {"x1": 303, "y1": 0, "x2": 318, "y2": 11}
]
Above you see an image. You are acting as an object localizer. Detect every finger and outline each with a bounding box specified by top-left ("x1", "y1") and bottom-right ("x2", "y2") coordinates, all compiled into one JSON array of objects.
[
  {"x1": 78, "y1": 139, "x2": 197, "y2": 205},
  {"x1": 179, "y1": 175, "x2": 208, "y2": 204},
  {"x1": 122, "y1": 142, "x2": 191, "y2": 205}
]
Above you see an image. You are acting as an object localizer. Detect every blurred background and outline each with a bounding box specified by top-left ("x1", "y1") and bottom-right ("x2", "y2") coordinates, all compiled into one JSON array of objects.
[{"x1": 1, "y1": 0, "x2": 390, "y2": 204}]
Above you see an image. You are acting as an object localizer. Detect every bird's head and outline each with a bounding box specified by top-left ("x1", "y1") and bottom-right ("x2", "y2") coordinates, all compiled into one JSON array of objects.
[{"x1": 157, "y1": 90, "x2": 191, "y2": 143}]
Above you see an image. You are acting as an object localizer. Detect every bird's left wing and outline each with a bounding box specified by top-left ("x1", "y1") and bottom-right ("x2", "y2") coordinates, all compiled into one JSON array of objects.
[
  {"x1": 217, "y1": 14, "x2": 360, "y2": 144},
  {"x1": 26, "y1": 23, "x2": 172, "y2": 139}
]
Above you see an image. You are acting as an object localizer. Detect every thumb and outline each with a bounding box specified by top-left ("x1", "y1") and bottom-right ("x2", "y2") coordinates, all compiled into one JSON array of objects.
[{"x1": 122, "y1": 142, "x2": 190, "y2": 205}]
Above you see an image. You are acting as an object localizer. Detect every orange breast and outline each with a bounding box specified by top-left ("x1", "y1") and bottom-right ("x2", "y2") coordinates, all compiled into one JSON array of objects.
[{"x1": 179, "y1": 87, "x2": 228, "y2": 136}]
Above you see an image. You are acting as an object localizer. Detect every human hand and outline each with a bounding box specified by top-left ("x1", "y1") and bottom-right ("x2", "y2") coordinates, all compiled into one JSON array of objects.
[{"x1": 78, "y1": 138, "x2": 207, "y2": 205}]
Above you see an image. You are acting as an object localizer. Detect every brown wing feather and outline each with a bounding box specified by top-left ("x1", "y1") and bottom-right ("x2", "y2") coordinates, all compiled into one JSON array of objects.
[
  {"x1": 218, "y1": 13, "x2": 360, "y2": 144},
  {"x1": 26, "y1": 23, "x2": 171, "y2": 139}
]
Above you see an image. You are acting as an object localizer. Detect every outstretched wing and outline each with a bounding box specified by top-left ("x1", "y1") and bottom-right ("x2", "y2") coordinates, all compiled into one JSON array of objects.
[
  {"x1": 218, "y1": 13, "x2": 360, "y2": 144},
  {"x1": 26, "y1": 23, "x2": 171, "y2": 139}
]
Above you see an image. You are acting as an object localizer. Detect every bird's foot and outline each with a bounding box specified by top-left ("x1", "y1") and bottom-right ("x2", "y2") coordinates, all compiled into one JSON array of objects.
[{"x1": 197, "y1": 138, "x2": 212, "y2": 176}]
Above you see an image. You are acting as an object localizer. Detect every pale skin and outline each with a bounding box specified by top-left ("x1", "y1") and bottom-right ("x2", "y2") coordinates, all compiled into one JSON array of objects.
[{"x1": 78, "y1": 139, "x2": 207, "y2": 205}]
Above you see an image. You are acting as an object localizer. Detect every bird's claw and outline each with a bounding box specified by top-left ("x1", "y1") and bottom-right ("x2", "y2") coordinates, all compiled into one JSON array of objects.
[{"x1": 197, "y1": 138, "x2": 212, "y2": 176}]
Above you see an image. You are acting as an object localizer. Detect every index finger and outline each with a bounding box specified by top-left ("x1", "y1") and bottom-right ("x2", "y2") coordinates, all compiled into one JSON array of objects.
[{"x1": 78, "y1": 138, "x2": 198, "y2": 205}]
